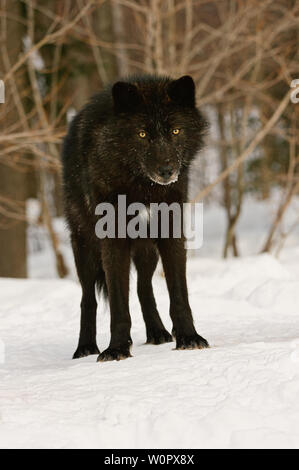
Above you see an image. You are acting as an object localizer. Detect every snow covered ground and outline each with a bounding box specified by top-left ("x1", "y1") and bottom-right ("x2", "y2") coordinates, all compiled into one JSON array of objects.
[
  {"x1": 0, "y1": 196, "x2": 299, "y2": 449},
  {"x1": 1, "y1": 250, "x2": 299, "y2": 448}
]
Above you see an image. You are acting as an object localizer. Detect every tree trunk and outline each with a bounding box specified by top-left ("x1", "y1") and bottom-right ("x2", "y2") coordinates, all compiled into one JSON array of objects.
[{"x1": 0, "y1": 0, "x2": 27, "y2": 278}]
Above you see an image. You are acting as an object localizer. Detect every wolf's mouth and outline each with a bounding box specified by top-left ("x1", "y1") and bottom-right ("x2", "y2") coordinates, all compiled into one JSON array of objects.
[{"x1": 149, "y1": 172, "x2": 179, "y2": 186}]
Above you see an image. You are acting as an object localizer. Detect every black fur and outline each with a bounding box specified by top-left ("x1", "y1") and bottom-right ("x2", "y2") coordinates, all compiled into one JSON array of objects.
[{"x1": 62, "y1": 74, "x2": 209, "y2": 362}]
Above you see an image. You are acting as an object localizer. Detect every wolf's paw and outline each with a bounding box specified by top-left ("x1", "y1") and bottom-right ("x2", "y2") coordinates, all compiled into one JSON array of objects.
[
  {"x1": 176, "y1": 333, "x2": 209, "y2": 350},
  {"x1": 73, "y1": 343, "x2": 100, "y2": 359},
  {"x1": 146, "y1": 328, "x2": 173, "y2": 345},
  {"x1": 97, "y1": 345, "x2": 132, "y2": 362}
]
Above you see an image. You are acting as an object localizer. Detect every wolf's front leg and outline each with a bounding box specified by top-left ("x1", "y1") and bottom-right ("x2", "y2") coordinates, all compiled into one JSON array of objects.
[
  {"x1": 97, "y1": 238, "x2": 132, "y2": 362},
  {"x1": 158, "y1": 238, "x2": 209, "y2": 350},
  {"x1": 72, "y1": 234, "x2": 101, "y2": 359}
]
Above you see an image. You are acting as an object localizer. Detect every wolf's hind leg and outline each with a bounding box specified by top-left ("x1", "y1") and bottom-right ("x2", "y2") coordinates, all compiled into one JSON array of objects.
[
  {"x1": 133, "y1": 244, "x2": 173, "y2": 345},
  {"x1": 72, "y1": 235, "x2": 101, "y2": 359}
]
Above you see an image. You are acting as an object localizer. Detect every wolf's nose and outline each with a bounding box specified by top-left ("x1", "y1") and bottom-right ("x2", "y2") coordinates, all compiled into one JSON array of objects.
[{"x1": 158, "y1": 165, "x2": 174, "y2": 179}]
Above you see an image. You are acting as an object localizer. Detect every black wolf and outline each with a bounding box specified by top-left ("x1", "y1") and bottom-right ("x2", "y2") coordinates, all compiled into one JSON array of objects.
[{"x1": 62, "y1": 74, "x2": 209, "y2": 362}]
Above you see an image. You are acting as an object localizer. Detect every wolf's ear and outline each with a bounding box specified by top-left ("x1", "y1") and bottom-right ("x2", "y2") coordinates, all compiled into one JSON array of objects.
[
  {"x1": 167, "y1": 75, "x2": 195, "y2": 107},
  {"x1": 112, "y1": 81, "x2": 140, "y2": 113}
]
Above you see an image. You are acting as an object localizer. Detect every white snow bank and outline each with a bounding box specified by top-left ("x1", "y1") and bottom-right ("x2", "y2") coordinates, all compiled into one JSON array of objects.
[{"x1": 0, "y1": 251, "x2": 299, "y2": 449}]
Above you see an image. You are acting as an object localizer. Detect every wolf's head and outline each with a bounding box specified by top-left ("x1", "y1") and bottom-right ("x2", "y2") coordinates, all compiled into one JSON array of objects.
[{"x1": 110, "y1": 75, "x2": 208, "y2": 186}]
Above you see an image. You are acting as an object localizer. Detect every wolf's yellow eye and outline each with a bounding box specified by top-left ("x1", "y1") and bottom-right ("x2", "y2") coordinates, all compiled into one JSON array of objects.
[
  {"x1": 139, "y1": 131, "x2": 146, "y2": 138},
  {"x1": 172, "y1": 128, "x2": 180, "y2": 135}
]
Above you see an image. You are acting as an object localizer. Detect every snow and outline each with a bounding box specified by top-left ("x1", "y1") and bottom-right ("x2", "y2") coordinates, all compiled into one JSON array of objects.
[
  {"x1": 1, "y1": 195, "x2": 299, "y2": 448},
  {"x1": 1, "y1": 248, "x2": 299, "y2": 449}
]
